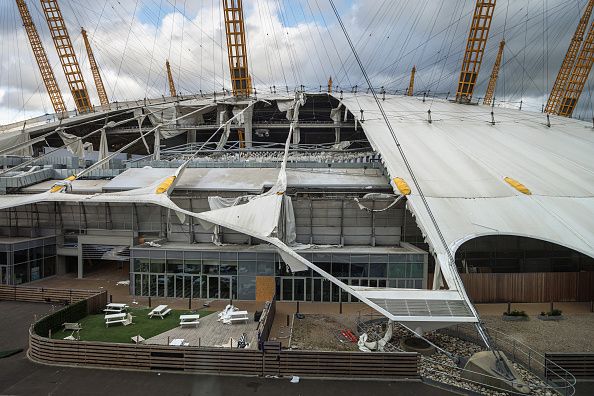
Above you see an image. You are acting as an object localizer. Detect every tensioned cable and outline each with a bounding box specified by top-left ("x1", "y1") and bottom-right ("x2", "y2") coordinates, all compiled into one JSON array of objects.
[{"x1": 328, "y1": 0, "x2": 492, "y2": 349}]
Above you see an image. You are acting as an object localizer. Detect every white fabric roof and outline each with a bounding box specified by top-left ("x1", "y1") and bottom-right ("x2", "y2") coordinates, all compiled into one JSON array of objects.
[
  {"x1": 103, "y1": 167, "x2": 388, "y2": 192},
  {"x1": 337, "y1": 93, "x2": 594, "y2": 289}
]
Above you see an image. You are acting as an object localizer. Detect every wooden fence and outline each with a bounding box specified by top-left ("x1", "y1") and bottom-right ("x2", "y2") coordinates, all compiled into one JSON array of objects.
[
  {"x1": 0, "y1": 284, "x2": 106, "y2": 309},
  {"x1": 429, "y1": 272, "x2": 594, "y2": 303},
  {"x1": 28, "y1": 333, "x2": 419, "y2": 379},
  {"x1": 545, "y1": 353, "x2": 594, "y2": 380},
  {"x1": 256, "y1": 298, "x2": 276, "y2": 346},
  {"x1": 17, "y1": 285, "x2": 418, "y2": 379}
]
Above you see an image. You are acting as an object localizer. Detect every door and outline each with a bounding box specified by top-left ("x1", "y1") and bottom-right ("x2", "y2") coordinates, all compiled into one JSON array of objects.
[
  {"x1": 207, "y1": 276, "x2": 219, "y2": 299},
  {"x1": 219, "y1": 276, "x2": 236, "y2": 299}
]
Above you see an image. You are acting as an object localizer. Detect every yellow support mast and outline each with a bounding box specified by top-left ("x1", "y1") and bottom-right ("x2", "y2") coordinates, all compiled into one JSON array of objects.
[
  {"x1": 483, "y1": 40, "x2": 505, "y2": 106},
  {"x1": 222, "y1": 0, "x2": 251, "y2": 97},
  {"x1": 166, "y1": 60, "x2": 177, "y2": 97},
  {"x1": 456, "y1": 0, "x2": 496, "y2": 103},
  {"x1": 545, "y1": 0, "x2": 594, "y2": 114},
  {"x1": 557, "y1": 21, "x2": 594, "y2": 117},
  {"x1": 40, "y1": 0, "x2": 92, "y2": 114},
  {"x1": 407, "y1": 66, "x2": 416, "y2": 96},
  {"x1": 81, "y1": 28, "x2": 109, "y2": 108},
  {"x1": 15, "y1": 0, "x2": 67, "y2": 116}
]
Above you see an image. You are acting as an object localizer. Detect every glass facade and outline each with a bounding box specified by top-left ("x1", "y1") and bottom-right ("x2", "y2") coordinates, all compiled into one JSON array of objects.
[
  {"x1": 0, "y1": 237, "x2": 57, "y2": 285},
  {"x1": 130, "y1": 248, "x2": 426, "y2": 301}
]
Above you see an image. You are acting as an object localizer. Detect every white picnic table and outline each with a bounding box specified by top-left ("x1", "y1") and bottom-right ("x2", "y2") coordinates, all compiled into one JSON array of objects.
[
  {"x1": 223, "y1": 310, "x2": 249, "y2": 324},
  {"x1": 179, "y1": 314, "x2": 200, "y2": 328},
  {"x1": 169, "y1": 338, "x2": 185, "y2": 346},
  {"x1": 148, "y1": 304, "x2": 171, "y2": 319},
  {"x1": 105, "y1": 313, "x2": 127, "y2": 327},
  {"x1": 104, "y1": 303, "x2": 129, "y2": 313}
]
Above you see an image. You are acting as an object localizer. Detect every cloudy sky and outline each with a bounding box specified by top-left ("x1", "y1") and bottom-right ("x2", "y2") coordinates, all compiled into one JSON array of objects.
[{"x1": 0, "y1": 0, "x2": 592, "y2": 124}]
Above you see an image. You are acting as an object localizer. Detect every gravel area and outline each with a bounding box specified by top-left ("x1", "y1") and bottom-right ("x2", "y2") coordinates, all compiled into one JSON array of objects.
[
  {"x1": 290, "y1": 314, "x2": 359, "y2": 351},
  {"x1": 360, "y1": 321, "x2": 553, "y2": 396},
  {"x1": 482, "y1": 314, "x2": 594, "y2": 353}
]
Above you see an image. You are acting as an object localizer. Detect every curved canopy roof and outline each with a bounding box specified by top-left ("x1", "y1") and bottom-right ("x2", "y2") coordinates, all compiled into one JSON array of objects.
[{"x1": 337, "y1": 93, "x2": 594, "y2": 288}]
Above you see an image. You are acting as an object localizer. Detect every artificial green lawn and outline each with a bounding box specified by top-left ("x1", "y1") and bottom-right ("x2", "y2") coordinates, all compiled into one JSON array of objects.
[{"x1": 52, "y1": 308, "x2": 213, "y2": 344}]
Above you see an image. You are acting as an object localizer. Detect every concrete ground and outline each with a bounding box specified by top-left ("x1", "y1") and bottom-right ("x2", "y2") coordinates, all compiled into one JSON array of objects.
[{"x1": 0, "y1": 300, "x2": 454, "y2": 396}]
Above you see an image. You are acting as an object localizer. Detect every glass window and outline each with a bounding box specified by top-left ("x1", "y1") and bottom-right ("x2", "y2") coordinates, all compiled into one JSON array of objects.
[
  {"x1": 369, "y1": 262, "x2": 387, "y2": 278},
  {"x1": 370, "y1": 254, "x2": 388, "y2": 263},
  {"x1": 313, "y1": 278, "x2": 322, "y2": 301},
  {"x1": 14, "y1": 249, "x2": 28, "y2": 264},
  {"x1": 150, "y1": 250, "x2": 166, "y2": 259},
  {"x1": 44, "y1": 244, "x2": 56, "y2": 257},
  {"x1": 257, "y1": 260, "x2": 275, "y2": 275},
  {"x1": 141, "y1": 274, "x2": 149, "y2": 296},
  {"x1": 220, "y1": 252, "x2": 237, "y2": 261},
  {"x1": 331, "y1": 282, "x2": 340, "y2": 302},
  {"x1": 192, "y1": 276, "x2": 202, "y2": 298},
  {"x1": 219, "y1": 277, "x2": 231, "y2": 299},
  {"x1": 331, "y1": 254, "x2": 350, "y2": 277},
  {"x1": 282, "y1": 278, "x2": 293, "y2": 300},
  {"x1": 166, "y1": 274, "x2": 174, "y2": 297},
  {"x1": 150, "y1": 259, "x2": 165, "y2": 273},
  {"x1": 184, "y1": 259, "x2": 201, "y2": 274},
  {"x1": 134, "y1": 258, "x2": 149, "y2": 272},
  {"x1": 389, "y1": 254, "x2": 406, "y2": 264},
  {"x1": 167, "y1": 259, "x2": 184, "y2": 274},
  {"x1": 30, "y1": 260, "x2": 42, "y2": 281},
  {"x1": 30, "y1": 246, "x2": 43, "y2": 261},
  {"x1": 322, "y1": 279, "x2": 331, "y2": 301},
  {"x1": 219, "y1": 262, "x2": 237, "y2": 275},
  {"x1": 315, "y1": 262, "x2": 331, "y2": 277},
  {"x1": 238, "y1": 260, "x2": 256, "y2": 275},
  {"x1": 203, "y1": 264, "x2": 219, "y2": 275},
  {"x1": 293, "y1": 268, "x2": 312, "y2": 277},
  {"x1": 410, "y1": 262, "x2": 424, "y2": 278},
  {"x1": 0, "y1": 252, "x2": 6, "y2": 265},
  {"x1": 134, "y1": 274, "x2": 142, "y2": 296},
  {"x1": 14, "y1": 263, "x2": 28, "y2": 284},
  {"x1": 202, "y1": 252, "x2": 219, "y2": 266},
  {"x1": 43, "y1": 256, "x2": 56, "y2": 278},
  {"x1": 294, "y1": 278, "x2": 305, "y2": 301},
  {"x1": 175, "y1": 274, "x2": 184, "y2": 297},
  {"x1": 350, "y1": 263, "x2": 368, "y2": 277},
  {"x1": 388, "y1": 263, "x2": 407, "y2": 278},
  {"x1": 156, "y1": 275, "x2": 165, "y2": 297},
  {"x1": 237, "y1": 276, "x2": 256, "y2": 300},
  {"x1": 167, "y1": 250, "x2": 183, "y2": 259}
]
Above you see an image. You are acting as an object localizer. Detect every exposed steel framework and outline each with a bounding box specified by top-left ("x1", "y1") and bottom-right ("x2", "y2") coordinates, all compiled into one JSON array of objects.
[
  {"x1": 558, "y1": 21, "x2": 594, "y2": 117},
  {"x1": 81, "y1": 28, "x2": 109, "y2": 108},
  {"x1": 545, "y1": 0, "x2": 594, "y2": 114},
  {"x1": 407, "y1": 66, "x2": 416, "y2": 96},
  {"x1": 15, "y1": 0, "x2": 67, "y2": 116},
  {"x1": 40, "y1": 0, "x2": 92, "y2": 114},
  {"x1": 456, "y1": 0, "x2": 496, "y2": 103},
  {"x1": 222, "y1": 0, "x2": 251, "y2": 97},
  {"x1": 165, "y1": 60, "x2": 177, "y2": 97},
  {"x1": 483, "y1": 40, "x2": 505, "y2": 106}
]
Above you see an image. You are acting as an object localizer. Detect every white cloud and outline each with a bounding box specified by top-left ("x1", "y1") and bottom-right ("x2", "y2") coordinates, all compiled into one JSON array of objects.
[{"x1": 1, "y1": 0, "x2": 592, "y2": 124}]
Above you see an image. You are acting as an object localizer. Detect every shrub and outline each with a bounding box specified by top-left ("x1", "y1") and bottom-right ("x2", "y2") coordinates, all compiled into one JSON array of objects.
[
  {"x1": 503, "y1": 310, "x2": 527, "y2": 317},
  {"x1": 549, "y1": 309, "x2": 563, "y2": 316}
]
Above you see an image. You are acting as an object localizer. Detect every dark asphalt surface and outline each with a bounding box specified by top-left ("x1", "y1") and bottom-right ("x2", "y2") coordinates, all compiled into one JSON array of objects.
[{"x1": 0, "y1": 301, "x2": 453, "y2": 396}]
